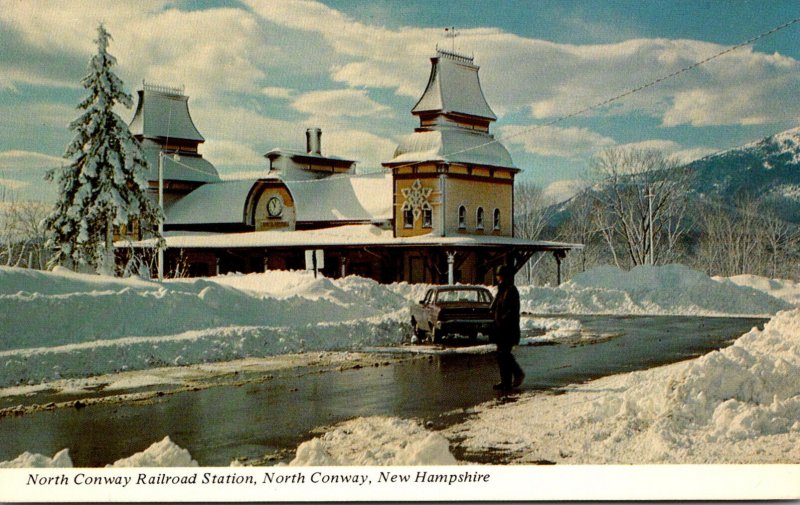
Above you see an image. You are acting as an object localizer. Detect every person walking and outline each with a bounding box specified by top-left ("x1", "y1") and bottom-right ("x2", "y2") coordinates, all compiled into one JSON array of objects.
[{"x1": 490, "y1": 264, "x2": 525, "y2": 391}]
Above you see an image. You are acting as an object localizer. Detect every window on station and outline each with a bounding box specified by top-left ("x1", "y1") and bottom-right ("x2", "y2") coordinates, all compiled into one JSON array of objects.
[
  {"x1": 458, "y1": 206, "x2": 467, "y2": 229},
  {"x1": 403, "y1": 208, "x2": 414, "y2": 228},
  {"x1": 493, "y1": 208, "x2": 501, "y2": 231},
  {"x1": 422, "y1": 206, "x2": 432, "y2": 228},
  {"x1": 476, "y1": 207, "x2": 485, "y2": 230}
]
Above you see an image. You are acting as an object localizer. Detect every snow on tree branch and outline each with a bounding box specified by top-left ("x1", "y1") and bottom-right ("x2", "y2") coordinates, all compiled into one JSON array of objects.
[{"x1": 44, "y1": 24, "x2": 161, "y2": 275}]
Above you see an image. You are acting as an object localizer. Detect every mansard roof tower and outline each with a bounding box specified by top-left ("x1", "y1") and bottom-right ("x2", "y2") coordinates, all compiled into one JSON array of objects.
[
  {"x1": 386, "y1": 48, "x2": 516, "y2": 169},
  {"x1": 384, "y1": 49, "x2": 519, "y2": 239},
  {"x1": 129, "y1": 83, "x2": 220, "y2": 207}
]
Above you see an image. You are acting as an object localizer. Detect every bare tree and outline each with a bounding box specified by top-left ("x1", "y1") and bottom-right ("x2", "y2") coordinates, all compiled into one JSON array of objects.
[
  {"x1": 514, "y1": 181, "x2": 555, "y2": 283},
  {"x1": 696, "y1": 195, "x2": 800, "y2": 279},
  {"x1": 0, "y1": 189, "x2": 50, "y2": 269},
  {"x1": 556, "y1": 189, "x2": 604, "y2": 274},
  {"x1": 589, "y1": 147, "x2": 692, "y2": 268}
]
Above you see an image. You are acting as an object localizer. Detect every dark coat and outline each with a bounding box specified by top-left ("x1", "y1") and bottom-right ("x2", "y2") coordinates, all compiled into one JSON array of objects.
[{"x1": 491, "y1": 281, "x2": 520, "y2": 346}]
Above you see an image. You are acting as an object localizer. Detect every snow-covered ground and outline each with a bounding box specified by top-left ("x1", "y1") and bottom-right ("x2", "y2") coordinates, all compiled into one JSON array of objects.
[
  {"x1": 1, "y1": 263, "x2": 798, "y2": 468},
  {"x1": 446, "y1": 307, "x2": 800, "y2": 464}
]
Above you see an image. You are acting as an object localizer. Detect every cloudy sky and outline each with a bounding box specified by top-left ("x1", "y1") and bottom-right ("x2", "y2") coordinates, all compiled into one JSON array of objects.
[{"x1": 1, "y1": 0, "x2": 799, "y2": 203}]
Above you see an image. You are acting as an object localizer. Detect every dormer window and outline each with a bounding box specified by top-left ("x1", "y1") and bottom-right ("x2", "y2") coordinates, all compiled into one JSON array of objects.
[
  {"x1": 476, "y1": 207, "x2": 485, "y2": 230},
  {"x1": 458, "y1": 206, "x2": 467, "y2": 229},
  {"x1": 493, "y1": 208, "x2": 501, "y2": 231}
]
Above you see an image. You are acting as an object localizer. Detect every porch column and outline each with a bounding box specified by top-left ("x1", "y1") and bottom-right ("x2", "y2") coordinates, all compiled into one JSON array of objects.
[
  {"x1": 554, "y1": 250, "x2": 566, "y2": 285},
  {"x1": 446, "y1": 251, "x2": 456, "y2": 285}
]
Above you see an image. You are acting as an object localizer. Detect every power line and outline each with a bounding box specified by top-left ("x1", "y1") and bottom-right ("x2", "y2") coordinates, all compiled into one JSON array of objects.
[
  {"x1": 396, "y1": 15, "x2": 800, "y2": 171},
  {"x1": 31, "y1": 16, "x2": 800, "y2": 190}
]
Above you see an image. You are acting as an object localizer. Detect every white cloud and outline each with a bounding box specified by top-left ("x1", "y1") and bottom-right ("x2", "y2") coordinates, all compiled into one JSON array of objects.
[
  {"x1": 0, "y1": 178, "x2": 29, "y2": 191},
  {"x1": 201, "y1": 140, "x2": 264, "y2": 168},
  {"x1": 500, "y1": 125, "x2": 615, "y2": 159},
  {"x1": 262, "y1": 87, "x2": 296, "y2": 100},
  {"x1": 0, "y1": 150, "x2": 64, "y2": 170},
  {"x1": 0, "y1": 150, "x2": 63, "y2": 202},
  {"x1": 291, "y1": 89, "x2": 389, "y2": 118},
  {"x1": 3, "y1": 0, "x2": 799, "y2": 180},
  {"x1": 244, "y1": 0, "x2": 438, "y2": 97},
  {"x1": 615, "y1": 140, "x2": 717, "y2": 164},
  {"x1": 542, "y1": 179, "x2": 590, "y2": 204},
  {"x1": 190, "y1": 104, "x2": 302, "y2": 153},
  {"x1": 0, "y1": 2, "x2": 272, "y2": 99},
  {"x1": 671, "y1": 147, "x2": 719, "y2": 165},
  {"x1": 318, "y1": 129, "x2": 398, "y2": 169},
  {"x1": 247, "y1": 2, "x2": 800, "y2": 127}
]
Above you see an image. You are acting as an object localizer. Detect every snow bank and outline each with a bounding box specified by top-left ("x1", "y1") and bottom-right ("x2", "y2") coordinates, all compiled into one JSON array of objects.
[
  {"x1": 0, "y1": 267, "x2": 409, "y2": 387},
  {"x1": 0, "y1": 449, "x2": 72, "y2": 468},
  {"x1": 448, "y1": 308, "x2": 800, "y2": 464},
  {"x1": 714, "y1": 274, "x2": 800, "y2": 306},
  {"x1": 0, "y1": 437, "x2": 195, "y2": 468},
  {"x1": 108, "y1": 437, "x2": 198, "y2": 467},
  {"x1": 520, "y1": 264, "x2": 790, "y2": 316},
  {"x1": 0, "y1": 264, "x2": 789, "y2": 388},
  {"x1": 288, "y1": 416, "x2": 457, "y2": 466}
]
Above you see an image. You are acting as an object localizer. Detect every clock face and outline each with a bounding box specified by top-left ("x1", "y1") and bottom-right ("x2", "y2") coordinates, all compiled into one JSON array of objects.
[{"x1": 266, "y1": 196, "x2": 283, "y2": 217}]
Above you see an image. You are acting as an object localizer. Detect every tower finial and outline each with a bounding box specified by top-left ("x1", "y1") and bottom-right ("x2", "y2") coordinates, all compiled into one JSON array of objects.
[{"x1": 444, "y1": 26, "x2": 459, "y2": 52}]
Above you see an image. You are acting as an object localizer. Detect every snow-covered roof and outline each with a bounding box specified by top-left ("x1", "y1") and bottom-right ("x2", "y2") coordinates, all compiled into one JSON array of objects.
[
  {"x1": 141, "y1": 144, "x2": 220, "y2": 183},
  {"x1": 412, "y1": 49, "x2": 497, "y2": 121},
  {"x1": 285, "y1": 172, "x2": 392, "y2": 222},
  {"x1": 265, "y1": 148, "x2": 354, "y2": 164},
  {"x1": 129, "y1": 224, "x2": 582, "y2": 250},
  {"x1": 129, "y1": 85, "x2": 205, "y2": 142},
  {"x1": 166, "y1": 179, "x2": 256, "y2": 225},
  {"x1": 387, "y1": 128, "x2": 517, "y2": 169},
  {"x1": 165, "y1": 172, "x2": 392, "y2": 226}
]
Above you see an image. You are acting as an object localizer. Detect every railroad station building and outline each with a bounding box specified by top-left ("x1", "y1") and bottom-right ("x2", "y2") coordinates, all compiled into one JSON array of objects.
[{"x1": 123, "y1": 49, "x2": 581, "y2": 284}]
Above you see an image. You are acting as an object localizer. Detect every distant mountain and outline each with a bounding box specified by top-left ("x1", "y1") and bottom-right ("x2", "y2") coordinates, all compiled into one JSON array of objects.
[
  {"x1": 685, "y1": 126, "x2": 800, "y2": 222},
  {"x1": 541, "y1": 126, "x2": 800, "y2": 231}
]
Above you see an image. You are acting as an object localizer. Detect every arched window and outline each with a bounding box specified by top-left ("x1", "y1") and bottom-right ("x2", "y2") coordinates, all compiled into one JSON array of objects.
[
  {"x1": 422, "y1": 205, "x2": 432, "y2": 228},
  {"x1": 476, "y1": 207, "x2": 485, "y2": 230},
  {"x1": 403, "y1": 208, "x2": 414, "y2": 228},
  {"x1": 458, "y1": 206, "x2": 467, "y2": 229},
  {"x1": 493, "y1": 208, "x2": 501, "y2": 231}
]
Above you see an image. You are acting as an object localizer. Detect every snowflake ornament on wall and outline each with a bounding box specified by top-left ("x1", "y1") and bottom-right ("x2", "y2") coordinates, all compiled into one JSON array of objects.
[{"x1": 401, "y1": 179, "x2": 433, "y2": 223}]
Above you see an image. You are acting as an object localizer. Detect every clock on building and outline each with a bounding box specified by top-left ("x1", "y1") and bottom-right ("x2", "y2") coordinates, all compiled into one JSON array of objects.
[{"x1": 266, "y1": 196, "x2": 283, "y2": 217}]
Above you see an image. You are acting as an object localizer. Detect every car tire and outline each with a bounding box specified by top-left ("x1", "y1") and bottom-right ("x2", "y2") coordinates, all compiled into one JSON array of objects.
[
  {"x1": 412, "y1": 320, "x2": 427, "y2": 343},
  {"x1": 431, "y1": 328, "x2": 443, "y2": 344}
]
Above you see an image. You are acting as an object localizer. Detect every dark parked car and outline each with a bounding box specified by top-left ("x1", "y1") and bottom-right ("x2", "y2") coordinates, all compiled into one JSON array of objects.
[{"x1": 410, "y1": 285, "x2": 494, "y2": 343}]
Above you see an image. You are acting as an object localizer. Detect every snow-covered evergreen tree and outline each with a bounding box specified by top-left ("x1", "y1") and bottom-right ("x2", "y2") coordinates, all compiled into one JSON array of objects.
[{"x1": 44, "y1": 24, "x2": 161, "y2": 274}]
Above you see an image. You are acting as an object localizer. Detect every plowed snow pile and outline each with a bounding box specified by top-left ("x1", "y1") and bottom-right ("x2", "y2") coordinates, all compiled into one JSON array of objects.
[
  {"x1": 520, "y1": 264, "x2": 792, "y2": 316},
  {"x1": 287, "y1": 416, "x2": 457, "y2": 466},
  {"x1": 714, "y1": 274, "x2": 800, "y2": 306},
  {"x1": 0, "y1": 437, "x2": 196, "y2": 468},
  {"x1": 446, "y1": 308, "x2": 800, "y2": 464},
  {"x1": 0, "y1": 264, "x2": 791, "y2": 388},
  {"x1": 0, "y1": 267, "x2": 411, "y2": 388}
]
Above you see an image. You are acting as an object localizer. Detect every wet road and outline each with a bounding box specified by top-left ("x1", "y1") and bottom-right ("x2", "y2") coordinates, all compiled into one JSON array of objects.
[{"x1": 0, "y1": 315, "x2": 765, "y2": 466}]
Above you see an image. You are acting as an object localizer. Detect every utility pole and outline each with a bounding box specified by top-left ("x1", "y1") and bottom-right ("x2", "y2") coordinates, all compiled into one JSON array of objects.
[
  {"x1": 647, "y1": 185, "x2": 654, "y2": 266},
  {"x1": 157, "y1": 151, "x2": 164, "y2": 281}
]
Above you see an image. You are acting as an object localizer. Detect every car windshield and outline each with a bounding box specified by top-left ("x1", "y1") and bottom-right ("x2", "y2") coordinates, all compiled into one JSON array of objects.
[{"x1": 435, "y1": 289, "x2": 490, "y2": 303}]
